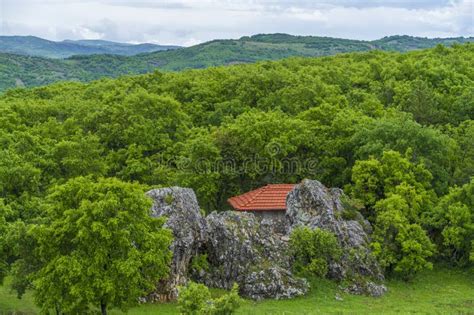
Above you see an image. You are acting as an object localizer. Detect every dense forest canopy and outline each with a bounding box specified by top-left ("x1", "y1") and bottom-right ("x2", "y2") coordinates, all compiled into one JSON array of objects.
[
  {"x1": 0, "y1": 44, "x2": 473, "y2": 293},
  {"x1": 1, "y1": 34, "x2": 473, "y2": 92}
]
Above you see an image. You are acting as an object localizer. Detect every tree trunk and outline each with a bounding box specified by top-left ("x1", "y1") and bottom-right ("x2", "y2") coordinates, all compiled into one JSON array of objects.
[{"x1": 101, "y1": 302, "x2": 107, "y2": 315}]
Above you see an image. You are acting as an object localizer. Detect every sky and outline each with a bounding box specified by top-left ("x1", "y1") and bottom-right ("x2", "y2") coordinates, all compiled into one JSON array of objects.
[{"x1": 0, "y1": 0, "x2": 472, "y2": 46}]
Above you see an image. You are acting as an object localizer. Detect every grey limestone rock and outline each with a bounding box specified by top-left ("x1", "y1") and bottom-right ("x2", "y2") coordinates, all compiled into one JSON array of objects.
[
  {"x1": 146, "y1": 187, "x2": 207, "y2": 300},
  {"x1": 286, "y1": 179, "x2": 386, "y2": 296},
  {"x1": 202, "y1": 211, "x2": 308, "y2": 300},
  {"x1": 145, "y1": 179, "x2": 386, "y2": 300},
  {"x1": 145, "y1": 187, "x2": 307, "y2": 301}
]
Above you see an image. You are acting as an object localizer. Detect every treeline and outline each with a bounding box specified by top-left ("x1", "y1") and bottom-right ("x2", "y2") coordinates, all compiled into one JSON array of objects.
[
  {"x1": 1, "y1": 34, "x2": 473, "y2": 92},
  {"x1": 0, "y1": 44, "x2": 473, "y2": 309}
]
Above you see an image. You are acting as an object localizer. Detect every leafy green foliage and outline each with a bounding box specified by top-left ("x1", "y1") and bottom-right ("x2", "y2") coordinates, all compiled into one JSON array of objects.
[
  {"x1": 351, "y1": 150, "x2": 435, "y2": 220},
  {"x1": 427, "y1": 179, "x2": 474, "y2": 265},
  {"x1": 352, "y1": 151, "x2": 437, "y2": 278},
  {"x1": 178, "y1": 282, "x2": 242, "y2": 315},
  {"x1": 211, "y1": 284, "x2": 242, "y2": 315},
  {"x1": 0, "y1": 200, "x2": 10, "y2": 283},
  {"x1": 352, "y1": 113, "x2": 456, "y2": 195},
  {"x1": 289, "y1": 227, "x2": 342, "y2": 277},
  {"x1": 0, "y1": 44, "x2": 473, "y2": 308},
  {"x1": 23, "y1": 177, "x2": 173, "y2": 314},
  {"x1": 446, "y1": 121, "x2": 474, "y2": 185},
  {"x1": 178, "y1": 282, "x2": 212, "y2": 315},
  {"x1": 0, "y1": 149, "x2": 41, "y2": 200},
  {"x1": 371, "y1": 195, "x2": 435, "y2": 279},
  {"x1": 191, "y1": 254, "x2": 210, "y2": 274}
]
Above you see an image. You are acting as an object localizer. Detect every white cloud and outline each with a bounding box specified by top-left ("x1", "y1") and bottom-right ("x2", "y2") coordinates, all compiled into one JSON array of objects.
[{"x1": 0, "y1": 0, "x2": 472, "y2": 46}]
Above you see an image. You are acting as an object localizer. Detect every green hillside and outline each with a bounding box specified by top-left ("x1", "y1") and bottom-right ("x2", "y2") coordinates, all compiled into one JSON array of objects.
[
  {"x1": 0, "y1": 53, "x2": 155, "y2": 92},
  {"x1": 0, "y1": 34, "x2": 473, "y2": 92},
  {"x1": 0, "y1": 35, "x2": 180, "y2": 58},
  {"x1": 0, "y1": 44, "x2": 473, "y2": 314}
]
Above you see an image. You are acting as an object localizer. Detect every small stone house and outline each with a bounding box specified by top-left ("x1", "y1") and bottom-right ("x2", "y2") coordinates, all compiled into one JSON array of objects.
[{"x1": 227, "y1": 184, "x2": 295, "y2": 219}]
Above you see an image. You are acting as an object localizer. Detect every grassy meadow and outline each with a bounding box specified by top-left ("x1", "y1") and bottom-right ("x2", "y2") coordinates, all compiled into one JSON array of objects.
[{"x1": 1, "y1": 266, "x2": 472, "y2": 314}]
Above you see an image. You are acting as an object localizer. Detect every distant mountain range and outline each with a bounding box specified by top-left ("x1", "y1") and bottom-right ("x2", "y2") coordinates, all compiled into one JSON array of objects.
[
  {"x1": 0, "y1": 36, "x2": 180, "y2": 58},
  {"x1": 0, "y1": 34, "x2": 473, "y2": 92}
]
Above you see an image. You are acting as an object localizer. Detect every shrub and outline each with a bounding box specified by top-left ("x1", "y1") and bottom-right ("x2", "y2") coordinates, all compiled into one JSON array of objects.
[
  {"x1": 340, "y1": 195, "x2": 364, "y2": 221},
  {"x1": 178, "y1": 282, "x2": 211, "y2": 315},
  {"x1": 289, "y1": 226, "x2": 342, "y2": 277},
  {"x1": 191, "y1": 254, "x2": 210, "y2": 274},
  {"x1": 212, "y1": 283, "x2": 243, "y2": 315},
  {"x1": 306, "y1": 257, "x2": 328, "y2": 277},
  {"x1": 178, "y1": 282, "x2": 243, "y2": 315}
]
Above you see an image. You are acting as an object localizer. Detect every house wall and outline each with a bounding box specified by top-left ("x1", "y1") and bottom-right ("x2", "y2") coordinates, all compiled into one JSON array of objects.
[
  {"x1": 245, "y1": 210, "x2": 287, "y2": 234},
  {"x1": 250, "y1": 210, "x2": 286, "y2": 220}
]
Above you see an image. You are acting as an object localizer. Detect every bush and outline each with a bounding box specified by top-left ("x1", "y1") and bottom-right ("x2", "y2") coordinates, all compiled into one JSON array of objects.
[
  {"x1": 178, "y1": 282, "x2": 212, "y2": 315},
  {"x1": 306, "y1": 257, "x2": 328, "y2": 277},
  {"x1": 371, "y1": 195, "x2": 435, "y2": 279},
  {"x1": 340, "y1": 195, "x2": 364, "y2": 221},
  {"x1": 212, "y1": 283, "x2": 242, "y2": 315},
  {"x1": 289, "y1": 227, "x2": 342, "y2": 277},
  {"x1": 178, "y1": 282, "x2": 243, "y2": 315},
  {"x1": 191, "y1": 254, "x2": 210, "y2": 274}
]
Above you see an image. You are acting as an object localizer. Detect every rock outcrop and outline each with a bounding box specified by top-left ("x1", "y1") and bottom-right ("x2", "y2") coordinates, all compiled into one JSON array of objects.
[
  {"x1": 202, "y1": 211, "x2": 308, "y2": 300},
  {"x1": 286, "y1": 179, "x2": 386, "y2": 296},
  {"x1": 146, "y1": 187, "x2": 307, "y2": 300},
  {"x1": 146, "y1": 187, "x2": 207, "y2": 300},
  {"x1": 146, "y1": 179, "x2": 386, "y2": 300}
]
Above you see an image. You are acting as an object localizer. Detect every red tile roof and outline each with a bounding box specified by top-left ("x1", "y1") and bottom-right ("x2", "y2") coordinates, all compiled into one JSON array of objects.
[{"x1": 228, "y1": 184, "x2": 296, "y2": 211}]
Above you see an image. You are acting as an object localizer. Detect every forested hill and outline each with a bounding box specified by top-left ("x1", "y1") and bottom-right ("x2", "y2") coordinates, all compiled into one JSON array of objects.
[
  {"x1": 1, "y1": 34, "x2": 473, "y2": 92},
  {"x1": 1, "y1": 42, "x2": 474, "y2": 313},
  {"x1": 0, "y1": 36, "x2": 180, "y2": 58},
  {"x1": 1, "y1": 44, "x2": 473, "y2": 279}
]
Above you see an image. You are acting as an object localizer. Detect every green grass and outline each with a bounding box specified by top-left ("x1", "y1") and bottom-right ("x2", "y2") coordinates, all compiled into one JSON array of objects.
[
  {"x1": 1, "y1": 267, "x2": 473, "y2": 314},
  {"x1": 235, "y1": 267, "x2": 474, "y2": 315},
  {"x1": 0, "y1": 278, "x2": 37, "y2": 314}
]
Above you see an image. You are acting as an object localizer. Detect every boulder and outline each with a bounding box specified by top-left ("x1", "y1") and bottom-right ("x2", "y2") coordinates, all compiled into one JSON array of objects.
[
  {"x1": 286, "y1": 179, "x2": 386, "y2": 296},
  {"x1": 242, "y1": 267, "x2": 308, "y2": 300},
  {"x1": 202, "y1": 211, "x2": 308, "y2": 300},
  {"x1": 146, "y1": 187, "x2": 207, "y2": 301}
]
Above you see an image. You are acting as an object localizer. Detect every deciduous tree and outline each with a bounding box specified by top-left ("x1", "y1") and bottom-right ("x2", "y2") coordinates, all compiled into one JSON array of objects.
[{"x1": 29, "y1": 177, "x2": 173, "y2": 314}]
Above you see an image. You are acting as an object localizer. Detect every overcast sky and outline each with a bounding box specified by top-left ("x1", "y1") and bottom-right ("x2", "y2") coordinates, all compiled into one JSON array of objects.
[{"x1": 0, "y1": 0, "x2": 472, "y2": 46}]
